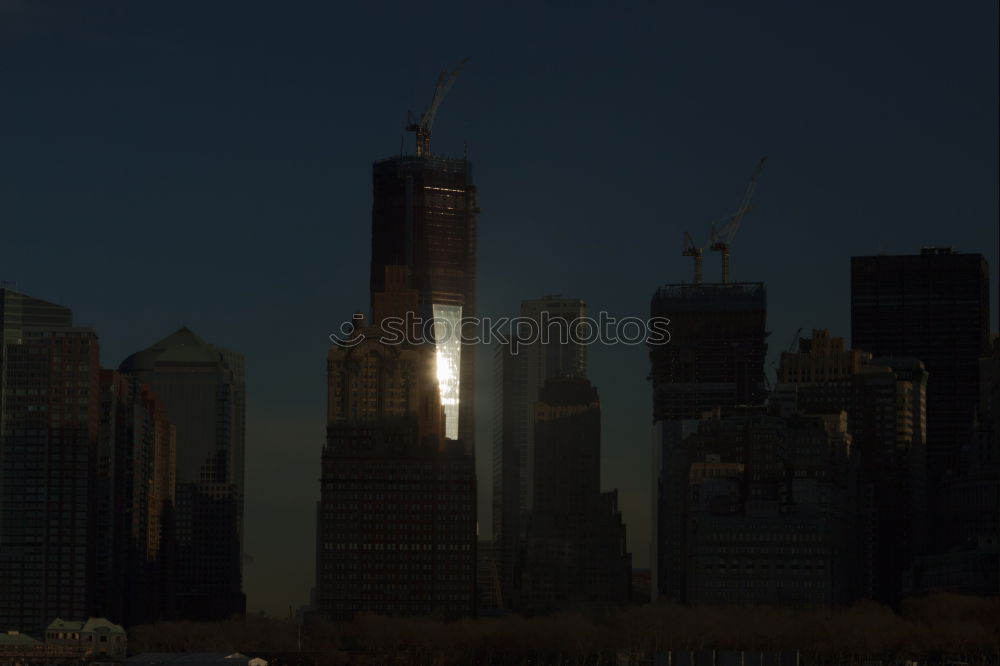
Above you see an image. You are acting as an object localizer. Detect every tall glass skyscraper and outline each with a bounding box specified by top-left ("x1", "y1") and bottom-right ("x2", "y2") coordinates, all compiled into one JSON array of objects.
[
  {"x1": 492, "y1": 296, "x2": 587, "y2": 606},
  {"x1": 369, "y1": 154, "x2": 478, "y2": 449},
  {"x1": 851, "y1": 248, "x2": 991, "y2": 480},
  {"x1": 851, "y1": 248, "x2": 992, "y2": 565},
  {"x1": 120, "y1": 328, "x2": 245, "y2": 620},
  {"x1": 0, "y1": 288, "x2": 98, "y2": 634},
  {"x1": 1, "y1": 288, "x2": 177, "y2": 632},
  {"x1": 517, "y1": 375, "x2": 631, "y2": 613}
]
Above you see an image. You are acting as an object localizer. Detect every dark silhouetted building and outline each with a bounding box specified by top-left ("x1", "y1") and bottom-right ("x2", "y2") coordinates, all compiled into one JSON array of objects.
[
  {"x1": 369, "y1": 154, "x2": 479, "y2": 450},
  {"x1": 773, "y1": 330, "x2": 928, "y2": 602},
  {"x1": 649, "y1": 282, "x2": 767, "y2": 423},
  {"x1": 909, "y1": 337, "x2": 1000, "y2": 596},
  {"x1": 120, "y1": 329, "x2": 245, "y2": 620},
  {"x1": 1, "y1": 289, "x2": 179, "y2": 632},
  {"x1": 851, "y1": 248, "x2": 991, "y2": 544},
  {"x1": 518, "y1": 376, "x2": 631, "y2": 612},
  {"x1": 492, "y1": 342, "x2": 520, "y2": 608},
  {"x1": 0, "y1": 289, "x2": 100, "y2": 634},
  {"x1": 316, "y1": 314, "x2": 476, "y2": 620},
  {"x1": 95, "y1": 370, "x2": 176, "y2": 626},
  {"x1": 681, "y1": 409, "x2": 855, "y2": 607},
  {"x1": 648, "y1": 282, "x2": 767, "y2": 601},
  {"x1": 492, "y1": 296, "x2": 587, "y2": 606}
]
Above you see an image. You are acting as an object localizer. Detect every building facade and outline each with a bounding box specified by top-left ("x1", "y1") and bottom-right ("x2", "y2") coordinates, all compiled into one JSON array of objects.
[
  {"x1": 1, "y1": 617, "x2": 126, "y2": 664},
  {"x1": 773, "y1": 330, "x2": 928, "y2": 602},
  {"x1": 491, "y1": 296, "x2": 587, "y2": 606},
  {"x1": 681, "y1": 409, "x2": 855, "y2": 607},
  {"x1": 851, "y1": 248, "x2": 991, "y2": 546},
  {"x1": 648, "y1": 282, "x2": 768, "y2": 601},
  {"x1": 369, "y1": 154, "x2": 479, "y2": 449},
  {"x1": 0, "y1": 289, "x2": 101, "y2": 635},
  {"x1": 649, "y1": 283, "x2": 768, "y2": 424},
  {"x1": 95, "y1": 371, "x2": 176, "y2": 627},
  {"x1": 45, "y1": 617, "x2": 127, "y2": 661},
  {"x1": 910, "y1": 337, "x2": 1000, "y2": 595},
  {"x1": 316, "y1": 318, "x2": 476, "y2": 620},
  {"x1": 517, "y1": 376, "x2": 631, "y2": 613},
  {"x1": 119, "y1": 328, "x2": 245, "y2": 620}
]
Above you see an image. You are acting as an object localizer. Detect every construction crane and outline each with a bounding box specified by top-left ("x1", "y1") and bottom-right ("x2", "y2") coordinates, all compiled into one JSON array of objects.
[
  {"x1": 682, "y1": 231, "x2": 705, "y2": 284},
  {"x1": 787, "y1": 327, "x2": 803, "y2": 352},
  {"x1": 765, "y1": 327, "x2": 803, "y2": 391},
  {"x1": 406, "y1": 58, "x2": 469, "y2": 157},
  {"x1": 709, "y1": 157, "x2": 767, "y2": 283}
]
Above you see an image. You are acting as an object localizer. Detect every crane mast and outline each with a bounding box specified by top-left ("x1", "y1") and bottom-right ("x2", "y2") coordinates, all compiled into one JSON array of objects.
[
  {"x1": 682, "y1": 231, "x2": 705, "y2": 284},
  {"x1": 710, "y1": 157, "x2": 767, "y2": 283},
  {"x1": 406, "y1": 58, "x2": 469, "y2": 157}
]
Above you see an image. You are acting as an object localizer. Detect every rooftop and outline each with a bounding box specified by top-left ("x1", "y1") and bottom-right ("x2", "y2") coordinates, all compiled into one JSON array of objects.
[
  {"x1": 0, "y1": 631, "x2": 42, "y2": 647},
  {"x1": 652, "y1": 282, "x2": 766, "y2": 312}
]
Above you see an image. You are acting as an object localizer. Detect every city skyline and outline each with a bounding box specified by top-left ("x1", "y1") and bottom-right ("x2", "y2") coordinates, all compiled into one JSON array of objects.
[{"x1": 1, "y1": 0, "x2": 997, "y2": 616}]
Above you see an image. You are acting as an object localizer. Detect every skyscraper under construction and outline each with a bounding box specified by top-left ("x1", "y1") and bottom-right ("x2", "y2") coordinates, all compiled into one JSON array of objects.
[
  {"x1": 649, "y1": 282, "x2": 768, "y2": 423},
  {"x1": 648, "y1": 281, "x2": 768, "y2": 601},
  {"x1": 369, "y1": 64, "x2": 479, "y2": 451}
]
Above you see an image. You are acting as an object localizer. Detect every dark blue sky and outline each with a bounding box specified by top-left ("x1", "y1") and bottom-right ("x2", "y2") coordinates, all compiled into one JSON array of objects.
[{"x1": 2, "y1": 0, "x2": 997, "y2": 615}]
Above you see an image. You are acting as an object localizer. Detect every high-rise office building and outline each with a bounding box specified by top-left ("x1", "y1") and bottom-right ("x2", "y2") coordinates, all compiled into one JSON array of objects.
[
  {"x1": 0, "y1": 289, "x2": 100, "y2": 634},
  {"x1": 94, "y1": 370, "x2": 176, "y2": 627},
  {"x1": 492, "y1": 296, "x2": 587, "y2": 604},
  {"x1": 316, "y1": 314, "x2": 476, "y2": 619},
  {"x1": 491, "y1": 343, "x2": 520, "y2": 608},
  {"x1": 851, "y1": 248, "x2": 991, "y2": 485},
  {"x1": 1, "y1": 289, "x2": 179, "y2": 632},
  {"x1": 518, "y1": 297, "x2": 588, "y2": 385},
  {"x1": 119, "y1": 328, "x2": 245, "y2": 620},
  {"x1": 852, "y1": 248, "x2": 993, "y2": 589},
  {"x1": 648, "y1": 282, "x2": 768, "y2": 601},
  {"x1": 773, "y1": 330, "x2": 928, "y2": 602},
  {"x1": 911, "y1": 337, "x2": 1000, "y2": 595},
  {"x1": 369, "y1": 154, "x2": 479, "y2": 449},
  {"x1": 517, "y1": 376, "x2": 631, "y2": 613}
]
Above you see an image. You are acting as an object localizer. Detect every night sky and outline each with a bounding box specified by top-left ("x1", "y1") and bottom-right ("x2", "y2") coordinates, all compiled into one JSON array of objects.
[{"x1": 2, "y1": 0, "x2": 997, "y2": 616}]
